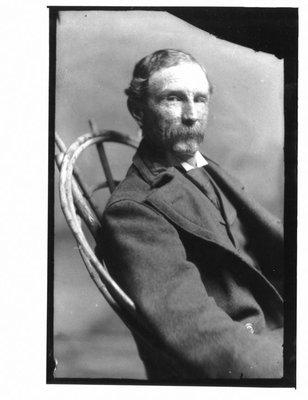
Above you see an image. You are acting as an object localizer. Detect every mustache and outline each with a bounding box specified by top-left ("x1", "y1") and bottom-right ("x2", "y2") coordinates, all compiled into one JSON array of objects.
[{"x1": 164, "y1": 123, "x2": 205, "y2": 143}]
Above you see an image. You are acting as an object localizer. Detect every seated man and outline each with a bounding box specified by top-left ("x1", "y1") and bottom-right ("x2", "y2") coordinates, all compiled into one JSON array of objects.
[{"x1": 99, "y1": 49, "x2": 284, "y2": 380}]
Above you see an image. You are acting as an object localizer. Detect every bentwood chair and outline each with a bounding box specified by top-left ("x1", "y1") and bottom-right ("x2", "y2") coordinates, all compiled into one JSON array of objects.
[{"x1": 55, "y1": 124, "x2": 176, "y2": 375}]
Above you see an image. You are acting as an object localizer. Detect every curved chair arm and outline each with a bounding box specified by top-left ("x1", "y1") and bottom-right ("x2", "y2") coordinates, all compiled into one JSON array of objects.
[{"x1": 59, "y1": 131, "x2": 139, "y2": 315}]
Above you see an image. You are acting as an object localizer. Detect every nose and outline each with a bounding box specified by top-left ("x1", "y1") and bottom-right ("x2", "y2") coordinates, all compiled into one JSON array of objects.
[{"x1": 182, "y1": 100, "x2": 198, "y2": 126}]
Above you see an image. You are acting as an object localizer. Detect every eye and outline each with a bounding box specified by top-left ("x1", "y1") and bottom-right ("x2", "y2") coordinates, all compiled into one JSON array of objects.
[
  {"x1": 195, "y1": 96, "x2": 208, "y2": 103},
  {"x1": 167, "y1": 95, "x2": 180, "y2": 102}
]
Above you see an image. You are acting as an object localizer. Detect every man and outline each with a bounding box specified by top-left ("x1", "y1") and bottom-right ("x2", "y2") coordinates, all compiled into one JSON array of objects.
[{"x1": 99, "y1": 49, "x2": 284, "y2": 380}]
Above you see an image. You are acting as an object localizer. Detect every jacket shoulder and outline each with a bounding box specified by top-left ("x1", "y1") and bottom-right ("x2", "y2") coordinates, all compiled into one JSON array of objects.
[{"x1": 105, "y1": 164, "x2": 150, "y2": 207}]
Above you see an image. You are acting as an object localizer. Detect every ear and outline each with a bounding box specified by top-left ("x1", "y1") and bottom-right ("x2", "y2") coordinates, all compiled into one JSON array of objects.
[{"x1": 127, "y1": 99, "x2": 144, "y2": 128}]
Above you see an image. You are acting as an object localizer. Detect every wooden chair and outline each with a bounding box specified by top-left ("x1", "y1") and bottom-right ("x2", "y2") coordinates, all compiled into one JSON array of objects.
[{"x1": 55, "y1": 126, "x2": 177, "y2": 375}]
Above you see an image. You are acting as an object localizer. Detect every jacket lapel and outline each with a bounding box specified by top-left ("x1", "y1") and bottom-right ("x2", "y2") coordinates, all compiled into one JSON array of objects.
[
  {"x1": 146, "y1": 168, "x2": 233, "y2": 248},
  {"x1": 133, "y1": 142, "x2": 243, "y2": 257}
]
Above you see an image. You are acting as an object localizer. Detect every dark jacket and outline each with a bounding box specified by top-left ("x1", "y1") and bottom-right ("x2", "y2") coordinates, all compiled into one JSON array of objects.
[{"x1": 100, "y1": 140, "x2": 284, "y2": 380}]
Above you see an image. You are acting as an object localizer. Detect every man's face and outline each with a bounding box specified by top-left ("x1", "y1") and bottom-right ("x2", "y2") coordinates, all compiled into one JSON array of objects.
[{"x1": 141, "y1": 62, "x2": 211, "y2": 158}]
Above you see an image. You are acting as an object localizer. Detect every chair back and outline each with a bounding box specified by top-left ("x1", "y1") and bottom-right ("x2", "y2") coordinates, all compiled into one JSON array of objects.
[{"x1": 55, "y1": 127, "x2": 180, "y2": 374}]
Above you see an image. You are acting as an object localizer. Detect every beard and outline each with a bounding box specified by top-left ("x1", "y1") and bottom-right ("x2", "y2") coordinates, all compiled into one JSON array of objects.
[
  {"x1": 163, "y1": 124, "x2": 205, "y2": 154},
  {"x1": 144, "y1": 119, "x2": 207, "y2": 156}
]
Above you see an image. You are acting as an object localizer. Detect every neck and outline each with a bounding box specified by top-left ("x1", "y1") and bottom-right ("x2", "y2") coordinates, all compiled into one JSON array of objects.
[
  {"x1": 141, "y1": 137, "x2": 199, "y2": 167},
  {"x1": 167, "y1": 151, "x2": 198, "y2": 168}
]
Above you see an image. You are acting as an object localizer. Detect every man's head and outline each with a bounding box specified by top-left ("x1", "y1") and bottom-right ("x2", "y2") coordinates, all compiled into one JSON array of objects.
[{"x1": 125, "y1": 49, "x2": 212, "y2": 160}]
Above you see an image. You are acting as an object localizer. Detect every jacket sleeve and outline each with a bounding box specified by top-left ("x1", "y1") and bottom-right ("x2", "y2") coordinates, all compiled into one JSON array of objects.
[{"x1": 100, "y1": 199, "x2": 283, "y2": 379}]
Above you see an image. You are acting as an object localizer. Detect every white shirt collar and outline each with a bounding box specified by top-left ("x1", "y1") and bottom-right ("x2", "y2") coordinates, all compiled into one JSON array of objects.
[{"x1": 180, "y1": 151, "x2": 208, "y2": 171}]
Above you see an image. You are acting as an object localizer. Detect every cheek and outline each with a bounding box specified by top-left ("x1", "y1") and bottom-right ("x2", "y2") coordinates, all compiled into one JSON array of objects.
[
  {"x1": 198, "y1": 109, "x2": 209, "y2": 126},
  {"x1": 149, "y1": 103, "x2": 182, "y2": 124},
  {"x1": 198, "y1": 104, "x2": 209, "y2": 119}
]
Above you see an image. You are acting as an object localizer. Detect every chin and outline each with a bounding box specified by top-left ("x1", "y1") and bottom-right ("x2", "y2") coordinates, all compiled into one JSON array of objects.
[{"x1": 172, "y1": 140, "x2": 199, "y2": 156}]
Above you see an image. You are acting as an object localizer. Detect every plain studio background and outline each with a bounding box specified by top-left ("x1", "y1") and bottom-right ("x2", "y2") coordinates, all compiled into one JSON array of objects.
[{"x1": 54, "y1": 10, "x2": 284, "y2": 378}]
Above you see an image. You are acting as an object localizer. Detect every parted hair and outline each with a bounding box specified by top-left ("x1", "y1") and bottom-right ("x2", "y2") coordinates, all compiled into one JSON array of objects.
[{"x1": 125, "y1": 49, "x2": 212, "y2": 110}]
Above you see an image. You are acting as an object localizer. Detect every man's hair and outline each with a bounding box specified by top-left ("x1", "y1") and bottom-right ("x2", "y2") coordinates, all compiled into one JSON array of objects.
[{"x1": 125, "y1": 49, "x2": 212, "y2": 108}]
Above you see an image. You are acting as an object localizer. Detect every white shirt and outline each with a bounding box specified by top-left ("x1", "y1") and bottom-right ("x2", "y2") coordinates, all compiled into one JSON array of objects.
[{"x1": 180, "y1": 151, "x2": 208, "y2": 171}]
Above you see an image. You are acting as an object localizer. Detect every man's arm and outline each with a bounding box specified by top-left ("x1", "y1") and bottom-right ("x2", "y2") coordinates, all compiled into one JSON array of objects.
[{"x1": 100, "y1": 199, "x2": 283, "y2": 379}]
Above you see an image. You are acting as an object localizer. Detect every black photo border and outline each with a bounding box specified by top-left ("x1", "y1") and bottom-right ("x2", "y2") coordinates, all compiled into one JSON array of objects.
[{"x1": 47, "y1": 6, "x2": 298, "y2": 387}]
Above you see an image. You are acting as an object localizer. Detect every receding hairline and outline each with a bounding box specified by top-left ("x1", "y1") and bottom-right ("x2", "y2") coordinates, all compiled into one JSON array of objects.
[{"x1": 148, "y1": 60, "x2": 210, "y2": 84}]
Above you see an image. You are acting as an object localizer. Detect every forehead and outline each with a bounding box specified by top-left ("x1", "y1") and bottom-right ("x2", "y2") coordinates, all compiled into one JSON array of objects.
[{"x1": 148, "y1": 62, "x2": 210, "y2": 95}]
